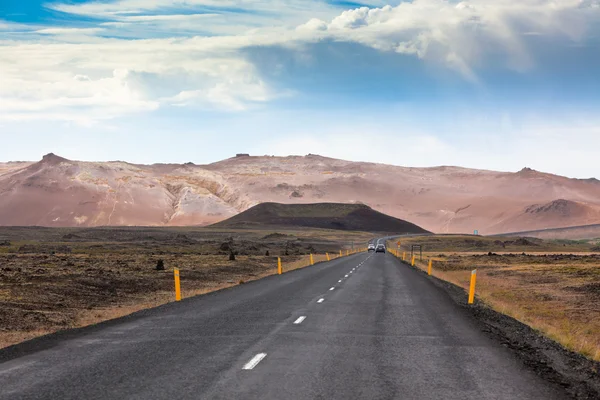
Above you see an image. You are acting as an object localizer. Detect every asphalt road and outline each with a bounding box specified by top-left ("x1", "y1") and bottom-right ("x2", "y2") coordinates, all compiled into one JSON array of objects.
[{"x1": 0, "y1": 250, "x2": 566, "y2": 399}]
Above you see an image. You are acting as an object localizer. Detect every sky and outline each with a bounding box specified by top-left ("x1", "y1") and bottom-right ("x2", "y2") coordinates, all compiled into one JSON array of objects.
[{"x1": 1, "y1": 0, "x2": 599, "y2": 178}]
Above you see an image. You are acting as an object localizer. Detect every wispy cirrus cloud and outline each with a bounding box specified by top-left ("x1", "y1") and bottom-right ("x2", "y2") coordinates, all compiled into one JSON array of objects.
[{"x1": 36, "y1": 27, "x2": 106, "y2": 35}]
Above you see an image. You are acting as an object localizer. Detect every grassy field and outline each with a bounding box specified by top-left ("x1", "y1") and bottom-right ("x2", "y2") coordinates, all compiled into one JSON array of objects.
[
  {"x1": 0, "y1": 227, "x2": 371, "y2": 349},
  {"x1": 390, "y1": 235, "x2": 600, "y2": 361}
]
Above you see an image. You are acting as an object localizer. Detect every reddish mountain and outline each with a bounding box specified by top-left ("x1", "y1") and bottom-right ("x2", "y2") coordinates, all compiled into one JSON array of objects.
[{"x1": 1, "y1": 153, "x2": 600, "y2": 234}]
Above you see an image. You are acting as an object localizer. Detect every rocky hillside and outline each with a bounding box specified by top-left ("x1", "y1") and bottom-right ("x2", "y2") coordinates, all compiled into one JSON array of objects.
[{"x1": 1, "y1": 153, "x2": 600, "y2": 234}]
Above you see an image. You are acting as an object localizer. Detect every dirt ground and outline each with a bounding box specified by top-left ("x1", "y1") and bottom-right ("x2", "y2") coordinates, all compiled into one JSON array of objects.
[{"x1": 0, "y1": 227, "x2": 371, "y2": 349}]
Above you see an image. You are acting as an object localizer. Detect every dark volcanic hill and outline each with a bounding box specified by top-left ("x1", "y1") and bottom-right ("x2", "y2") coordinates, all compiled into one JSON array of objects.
[{"x1": 211, "y1": 202, "x2": 429, "y2": 234}]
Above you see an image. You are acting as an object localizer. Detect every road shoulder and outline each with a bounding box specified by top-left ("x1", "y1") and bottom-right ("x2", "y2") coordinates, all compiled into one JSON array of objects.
[{"x1": 391, "y1": 255, "x2": 600, "y2": 399}]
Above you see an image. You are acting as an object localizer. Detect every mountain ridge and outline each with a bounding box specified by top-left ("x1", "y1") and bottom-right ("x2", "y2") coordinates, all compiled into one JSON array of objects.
[{"x1": 1, "y1": 153, "x2": 600, "y2": 234}]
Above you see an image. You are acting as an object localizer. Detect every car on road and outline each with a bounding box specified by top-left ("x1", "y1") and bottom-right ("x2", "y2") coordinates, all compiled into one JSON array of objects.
[
  {"x1": 375, "y1": 244, "x2": 386, "y2": 253},
  {"x1": 368, "y1": 243, "x2": 376, "y2": 252}
]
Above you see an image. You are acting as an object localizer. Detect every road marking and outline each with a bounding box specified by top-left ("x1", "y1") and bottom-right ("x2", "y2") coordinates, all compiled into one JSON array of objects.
[
  {"x1": 294, "y1": 316, "x2": 306, "y2": 324},
  {"x1": 338, "y1": 280, "x2": 342, "y2": 283},
  {"x1": 329, "y1": 287, "x2": 335, "y2": 291},
  {"x1": 350, "y1": 271, "x2": 353, "y2": 274},
  {"x1": 0, "y1": 361, "x2": 38, "y2": 376},
  {"x1": 345, "y1": 275, "x2": 349, "y2": 277},
  {"x1": 243, "y1": 353, "x2": 267, "y2": 370},
  {"x1": 317, "y1": 298, "x2": 325, "y2": 303}
]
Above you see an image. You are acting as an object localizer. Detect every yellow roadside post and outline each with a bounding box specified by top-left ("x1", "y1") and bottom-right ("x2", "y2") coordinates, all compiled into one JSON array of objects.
[
  {"x1": 411, "y1": 255, "x2": 415, "y2": 266},
  {"x1": 402, "y1": 252, "x2": 406, "y2": 261},
  {"x1": 278, "y1": 257, "x2": 282, "y2": 275},
  {"x1": 346, "y1": 250, "x2": 349, "y2": 256},
  {"x1": 326, "y1": 252, "x2": 330, "y2": 261},
  {"x1": 310, "y1": 254, "x2": 314, "y2": 266},
  {"x1": 428, "y1": 259, "x2": 433, "y2": 276},
  {"x1": 339, "y1": 250, "x2": 342, "y2": 257},
  {"x1": 174, "y1": 268, "x2": 181, "y2": 301},
  {"x1": 468, "y1": 269, "x2": 477, "y2": 304}
]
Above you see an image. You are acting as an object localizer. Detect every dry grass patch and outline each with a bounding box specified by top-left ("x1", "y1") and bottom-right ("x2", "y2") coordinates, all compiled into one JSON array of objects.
[
  {"x1": 0, "y1": 253, "x2": 328, "y2": 349},
  {"x1": 0, "y1": 226, "x2": 371, "y2": 349},
  {"x1": 403, "y1": 249, "x2": 600, "y2": 361}
]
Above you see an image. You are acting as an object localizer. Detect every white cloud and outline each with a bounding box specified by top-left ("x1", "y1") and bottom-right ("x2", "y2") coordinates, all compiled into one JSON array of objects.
[
  {"x1": 36, "y1": 27, "x2": 105, "y2": 35},
  {"x1": 0, "y1": 34, "x2": 287, "y2": 122},
  {"x1": 118, "y1": 13, "x2": 218, "y2": 22},
  {"x1": 47, "y1": 0, "x2": 340, "y2": 30},
  {"x1": 0, "y1": 0, "x2": 598, "y2": 123},
  {"x1": 49, "y1": 0, "x2": 243, "y2": 16},
  {"x1": 0, "y1": 68, "x2": 159, "y2": 125},
  {"x1": 304, "y1": 0, "x2": 600, "y2": 78}
]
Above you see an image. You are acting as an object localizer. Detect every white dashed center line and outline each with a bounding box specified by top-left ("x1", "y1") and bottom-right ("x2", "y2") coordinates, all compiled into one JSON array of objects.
[
  {"x1": 317, "y1": 298, "x2": 325, "y2": 303},
  {"x1": 329, "y1": 287, "x2": 335, "y2": 291},
  {"x1": 294, "y1": 316, "x2": 306, "y2": 324},
  {"x1": 338, "y1": 280, "x2": 342, "y2": 283},
  {"x1": 345, "y1": 275, "x2": 349, "y2": 278},
  {"x1": 243, "y1": 353, "x2": 267, "y2": 370}
]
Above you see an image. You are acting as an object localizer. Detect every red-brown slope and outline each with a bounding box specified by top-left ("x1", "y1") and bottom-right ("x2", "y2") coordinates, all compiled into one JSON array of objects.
[
  {"x1": 2, "y1": 153, "x2": 600, "y2": 233},
  {"x1": 0, "y1": 154, "x2": 245, "y2": 227},
  {"x1": 488, "y1": 200, "x2": 600, "y2": 233},
  {"x1": 205, "y1": 156, "x2": 600, "y2": 234}
]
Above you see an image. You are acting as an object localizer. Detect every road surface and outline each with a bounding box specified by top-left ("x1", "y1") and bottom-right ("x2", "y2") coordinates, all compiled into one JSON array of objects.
[{"x1": 0, "y1": 251, "x2": 565, "y2": 399}]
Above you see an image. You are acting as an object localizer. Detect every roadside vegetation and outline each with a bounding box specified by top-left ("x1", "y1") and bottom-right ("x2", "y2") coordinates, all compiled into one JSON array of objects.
[{"x1": 391, "y1": 235, "x2": 600, "y2": 361}]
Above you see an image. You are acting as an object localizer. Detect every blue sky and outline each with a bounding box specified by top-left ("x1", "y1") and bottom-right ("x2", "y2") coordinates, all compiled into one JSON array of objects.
[{"x1": 1, "y1": 0, "x2": 599, "y2": 178}]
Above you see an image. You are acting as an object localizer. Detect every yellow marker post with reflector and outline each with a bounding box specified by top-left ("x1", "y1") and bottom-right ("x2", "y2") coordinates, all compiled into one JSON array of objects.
[
  {"x1": 278, "y1": 257, "x2": 282, "y2": 275},
  {"x1": 428, "y1": 259, "x2": 432, "y2": 276},
  {"x1": 402, "y1": 252, "x2": 406, "y2": 261},
  {"x1": 411, "y1": 255, "x2": 415, "y2": 266},
  {"x1": 326, "y1": 253, "x2": 330, "y2": 261},
  {"x1": 310, "y1": 254, "x2": 314, "y2": 266},
  {"x1": 339, "y1": 250, "x2": 342, "y2": 257},
  {"x1": 468, "y1": 269, "x2": 477, "y2": 304},
  {"x1": 174, "y1": 268, "x2": 181, "y2": 301}
]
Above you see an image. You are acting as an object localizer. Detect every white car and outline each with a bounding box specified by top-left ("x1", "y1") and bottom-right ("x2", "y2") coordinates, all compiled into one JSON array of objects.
[{"x1": 368, "y1": 243, "x2": 376, "y2": 252}]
